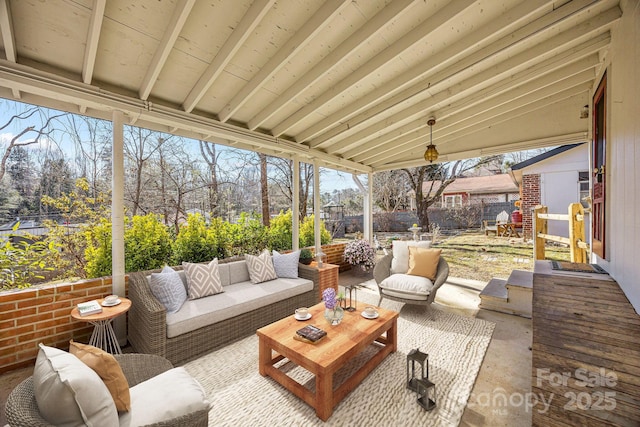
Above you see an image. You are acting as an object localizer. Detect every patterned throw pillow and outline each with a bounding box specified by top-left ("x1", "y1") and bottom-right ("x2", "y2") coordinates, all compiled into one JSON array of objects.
[
  {"x1": 149, "y1": 266, "x2": 188, "y2": 313},
  {"x1": 182, "y1": 259, "x2": 224, "y2": 299},
  {"x1": 272, "y1": 250, "x2": 300, "y2": 278},
  {"x1": 245, "y1": 250, "x2": 278, "y2": 284}
]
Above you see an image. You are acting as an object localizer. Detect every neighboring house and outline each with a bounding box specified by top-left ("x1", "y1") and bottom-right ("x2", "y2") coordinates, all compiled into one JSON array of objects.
[
  {"x1": 409, "y1": 174, "x2": 519, "y2": 210},
  {"x1": 509, "y1": 144, "x2": 589, "y2": 240}
]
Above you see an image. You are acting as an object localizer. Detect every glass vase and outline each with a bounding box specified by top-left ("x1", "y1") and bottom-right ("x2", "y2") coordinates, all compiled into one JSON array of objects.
[{"x1": 324, "y1": 306, "x2": 344, "y2": 326}]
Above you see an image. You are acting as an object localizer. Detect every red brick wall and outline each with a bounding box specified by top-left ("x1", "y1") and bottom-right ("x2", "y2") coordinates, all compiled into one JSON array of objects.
[
  {"x1": 522, "y1": 174, "x2": 541, "y2": 239},
  {"x1": 0, "y1": 278, "x2": 126, "y2": 374}
]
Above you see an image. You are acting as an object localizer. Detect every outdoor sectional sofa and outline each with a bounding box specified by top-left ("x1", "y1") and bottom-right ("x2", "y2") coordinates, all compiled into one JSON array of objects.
[{"x1": 128, "y1": 257, "x2": 319, "y2": 365}]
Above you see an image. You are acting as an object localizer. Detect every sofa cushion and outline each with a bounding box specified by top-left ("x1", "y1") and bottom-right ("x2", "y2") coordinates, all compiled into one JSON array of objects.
[
  {"x1": 272, "y1": 250, "x2": 300, "y2": 278},
  {"x1": 119, "y1": 367, "x2": 210, "y2": 426},
  {"x1": 183, "y1": 259, "x2": 224, "y2": 299},
  {"x1": 391, "y1": 240, "x2": 432, "y2": 274},
  {"x1": 407, "y1": 247, "x2": 442, "y2": 281},
  {"x1": 166, "y1": 277, "x2": 313, "y2": 338},
  {"x1": 379, "y1": 273, "x2": 434, "y2": 301},
  {"x1": 69, "y1": 340, "x2": 130, "y2": 412},
  {"x1": 245, "y1": 250, "x2": 278, "y2": 284},
  {"x1": 33, "y1": 343, "x2": 119, "y2": 426},
  {"x1": 226, "y1": 260, "x2": 250, "y2": 284},
  {"x1": 149, "y1": 266, "x2": 188, "y2": 313}
]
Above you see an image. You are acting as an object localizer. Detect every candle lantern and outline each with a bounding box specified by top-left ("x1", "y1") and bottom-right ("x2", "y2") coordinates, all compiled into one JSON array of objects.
[
  {"x1": 406, "y1": 348, "x2": 429, "y2": 391},
  {"x1": 416, "y1": 378, "x2": 437, "y2": 411},
  {"x1": 343, "y1": 284, "x2": 357, "y2": 311}
]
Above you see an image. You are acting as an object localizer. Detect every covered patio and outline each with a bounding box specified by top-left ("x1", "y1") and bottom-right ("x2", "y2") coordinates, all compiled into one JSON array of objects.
[{"x1": 1, "y1": 0, "x2": 639, "y2": 425}]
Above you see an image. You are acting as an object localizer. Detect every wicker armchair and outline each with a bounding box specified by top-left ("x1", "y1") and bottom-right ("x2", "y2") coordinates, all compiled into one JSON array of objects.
[
  {"x1": 373, "y1": 253, "x2": 449, "y2": 306},
  {"x1": 4, "y1": 354, "x2": 209, "y2": 427}
]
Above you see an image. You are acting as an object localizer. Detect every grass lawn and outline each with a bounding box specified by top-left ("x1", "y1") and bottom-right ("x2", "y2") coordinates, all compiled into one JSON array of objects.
[{"x1": 436, "y1": 231, "x2": 571, "y2": 283}]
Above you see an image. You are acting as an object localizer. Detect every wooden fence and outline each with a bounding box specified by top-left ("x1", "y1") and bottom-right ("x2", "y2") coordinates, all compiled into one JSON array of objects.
[{"x1": 533, "y1": 203, "x2": 589, "y2": 262}]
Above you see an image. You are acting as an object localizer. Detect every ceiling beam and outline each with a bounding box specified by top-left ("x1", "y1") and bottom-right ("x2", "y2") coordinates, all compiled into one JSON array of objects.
[
  {"x1": 182, "y1": 0, "x2": 275, "y2": 113},
  {"x1": 0, "y1": 0, "x2": 18, "y2": 98},
  {"x1": 320, "y1": 8, "x2": 619, "y2": 153},
  {"x1": 82, "y1": 0, "x2": 106, "y2": 85},
  {"x1": 308, "y1": 0, "x2": 614, "y2": 149},
  {"x1": 139, "y1": 0, "x2": 196, "y2": 101},
  {"x1": 270, "y1": 0, "x2": 477, "y2": 137},
  {"x1": 246, "y1": 0, "x2": 415, "y2": 130},
  {"x1": 344, "y1": 54, "x2": 601, "y2": 161},
  {"x1": 218, "y1": 0, "x2": 351, "y2": 123},
  {"x1": 298, "y1": 0, "x2": 557, "y2": 144}
]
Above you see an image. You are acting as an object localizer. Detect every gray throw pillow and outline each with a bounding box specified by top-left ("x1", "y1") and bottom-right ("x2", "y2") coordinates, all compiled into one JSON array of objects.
[
  {"x1": 272, "y1": 250, "x2": 300, "y2": 278},
  {"x1": 149, "y1": 266, "x2": 188, "y2": 313},
  {"x1": 245, "y1": 250, "x2": 278, "y2": 284},
  {"x1": 183, "y1": 259, "x2": 224, "y2": 299}
]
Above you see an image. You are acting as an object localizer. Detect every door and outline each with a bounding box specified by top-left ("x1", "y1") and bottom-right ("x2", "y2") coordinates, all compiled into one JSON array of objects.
[{"x1": 592, "y1": 73, "x2": 606, "y2": 259}]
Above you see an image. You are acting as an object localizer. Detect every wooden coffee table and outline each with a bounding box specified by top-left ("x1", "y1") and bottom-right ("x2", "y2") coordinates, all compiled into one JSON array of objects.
[{"x1": 257, "y1": 301, "x2": 399, "y2": 421}]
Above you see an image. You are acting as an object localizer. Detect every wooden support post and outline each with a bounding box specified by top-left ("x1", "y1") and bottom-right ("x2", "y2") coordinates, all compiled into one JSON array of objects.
[
  {"x1": 568, "y1": 203, "x2": 587, "y2": 263},
  {"x1": 533, "y1": 205, "x2": 547, "y2": 260}
]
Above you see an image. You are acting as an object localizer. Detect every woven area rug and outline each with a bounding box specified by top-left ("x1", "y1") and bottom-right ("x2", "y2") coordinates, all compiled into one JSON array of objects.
[{"x1": 183, "y1": 293, "x2": 494, "y2": 426}]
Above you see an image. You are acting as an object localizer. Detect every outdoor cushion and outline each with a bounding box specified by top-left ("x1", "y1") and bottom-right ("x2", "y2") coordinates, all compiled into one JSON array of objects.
[
  {"x1": 226, "y1": 260, "x2": 251, "y2": 284},
  {"x1": 379, "y1": 273, "x2": 434, "y2": 301},
  {"x1": 391, "y1": 240, "x2": 432, "y2": 274},
  {"x1": 272, "y1": 250, "x2": 300, "y2": 278},
  {"x1": 407, "y1": 247, "x2": 442, "y2": 281},
  {"x1": 33, "y1": 343, "x2": 119, "y2": 426},
  {"x1": 245, "y1": 250, "x2": 278, "y2": 283},
  {"x1": 183, "y1": 259, "x2": 224, "y2": 299},
  {"x1": 166, "y1": 277, "x2": 313, "y2": 338},
  {"x1": 69, "y1": 340, "x2": 131, "y2": 412},
  {"x1": 119, "y1": 367, "x2": 210, "y2": 426},
  {"x1": 149, "y1": 266, "x2": 188, "y2": 313}
]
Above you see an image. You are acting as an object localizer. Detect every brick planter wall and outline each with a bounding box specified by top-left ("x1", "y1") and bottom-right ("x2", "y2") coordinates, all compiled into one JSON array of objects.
[
  {"x1": 522, "y1": 174, "x2": 541, "y2": 239},
  {"x1": 0, "y1": 277, "x2": 127, "y2": 374}
]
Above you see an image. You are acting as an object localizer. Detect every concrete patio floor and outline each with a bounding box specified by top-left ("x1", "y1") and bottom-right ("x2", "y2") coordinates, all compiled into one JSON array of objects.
[{"x1": 1, "y1": 270, "x2": 532, "y2": 426}]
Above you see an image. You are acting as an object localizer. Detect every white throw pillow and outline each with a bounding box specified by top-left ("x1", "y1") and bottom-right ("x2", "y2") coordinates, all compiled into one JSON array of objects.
[
  {"x1": 183, "y1": 259, "x2": 224, "y2": 300},
  {"x1": 390, "y1": 240, "x2": 432, "y2": 274},
  {"x1": 272, "y1": 250, "x2": 300, "y2": 278},
  {"x1": 33, "y1": 343, "x2": 119, "y2": 426},
  {"x1": 149, "y1": 266, "x2": 188, "y2": 313},
  {"x1": 245, "y1": 250, "x2": 278, "y2": 284},
  {"x1": 120, "y1": 367, "x2": 210, "y2": 426},
  {"x1": 379, "y1": 273, "x2": 434, "y2": 301}
]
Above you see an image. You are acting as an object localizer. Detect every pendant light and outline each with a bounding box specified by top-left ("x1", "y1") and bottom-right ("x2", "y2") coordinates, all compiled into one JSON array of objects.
[{"x1": 423, "y1": 117, "x2": 438, "y2": 163}]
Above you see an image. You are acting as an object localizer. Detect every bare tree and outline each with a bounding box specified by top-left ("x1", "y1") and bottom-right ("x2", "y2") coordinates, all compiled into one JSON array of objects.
[
  {"x1": 0, "y1": 107, "x2": 67, "y2": 182},
  {"x1": 374, "y1": 170, "x2": 409, "y2": 212},
  {"x1": 259, "y1": 153, "x2": 270, "y2": 226},
  {"x1": 269, "y1": 157, "x2": 314, "y2": 220},
  {"x1": 403, "y1": 157, "x2": 499, "y2": 229},
  {"x1": 199, "y1": 141, "x2": 220, "y2": 216}
]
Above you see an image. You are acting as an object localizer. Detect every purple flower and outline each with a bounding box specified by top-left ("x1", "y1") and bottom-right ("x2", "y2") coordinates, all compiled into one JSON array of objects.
[{"x1": 323, "y1": 288, "x2": 337, "y2": 309}]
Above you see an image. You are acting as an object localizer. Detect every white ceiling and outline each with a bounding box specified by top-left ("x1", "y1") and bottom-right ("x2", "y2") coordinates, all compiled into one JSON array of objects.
[{"x1": 0, "y1": 0, "x2": 620, "y2": 173}]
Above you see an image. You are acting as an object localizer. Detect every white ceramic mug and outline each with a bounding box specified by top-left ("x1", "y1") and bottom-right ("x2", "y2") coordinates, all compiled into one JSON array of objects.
[
  {"x1": 295, "y1": 307, "x2": 308, "y2": 318},
  {"x1": 105, "y1": 295, "x2": 118, "y2": 304},
  {"x1": 364, "y1": 306, "x2": 377, "y2": 316}
]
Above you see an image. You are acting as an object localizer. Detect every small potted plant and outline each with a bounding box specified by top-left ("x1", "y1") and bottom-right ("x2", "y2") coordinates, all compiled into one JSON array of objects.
[{"x1": 299, "y1": 248, "x2": 313, "y2": 265}]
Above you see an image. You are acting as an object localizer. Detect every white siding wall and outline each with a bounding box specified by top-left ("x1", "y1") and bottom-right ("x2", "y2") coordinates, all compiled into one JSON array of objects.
[
  {"x1": 597, "y1": 0, "x2": 640, "y2": 314},
  {"x1": 523, "y1": 145, "x2": 589, "y2": 239}
]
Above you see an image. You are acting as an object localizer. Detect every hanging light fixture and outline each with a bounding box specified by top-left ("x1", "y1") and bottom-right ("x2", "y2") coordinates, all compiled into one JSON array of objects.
[{"x1": 423, "y1": 117, "x2": 438, "y2": 163}]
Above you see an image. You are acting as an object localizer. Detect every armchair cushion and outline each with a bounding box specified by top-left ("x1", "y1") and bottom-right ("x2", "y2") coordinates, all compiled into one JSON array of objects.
[
  {"x1": 33, "y1": 343, "x2": 119, "y2": 426},
  {"x1": 407, "y1": 247, "x2": 442, "y2": 281},
  {"x1": 69, "y1": 340, "x2": 130, "y2": 412},
  {"x1": 379, "y1": 274, "x2": 434, "y2": 301},
  {"x1": 391, "y1": 240, "x2": 432, "y2": 274},
  {"x1": 119, "y1": 367, "x2": 210, "y2": 426}
]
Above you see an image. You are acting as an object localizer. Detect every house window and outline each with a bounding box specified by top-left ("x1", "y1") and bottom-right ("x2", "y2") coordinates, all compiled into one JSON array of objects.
[
  {"x1": 578, "y1": 171, "x2": 589, "y2": 207},
  {"x1": 444, "y1": 195, "x2": 462, "y2": 208}
]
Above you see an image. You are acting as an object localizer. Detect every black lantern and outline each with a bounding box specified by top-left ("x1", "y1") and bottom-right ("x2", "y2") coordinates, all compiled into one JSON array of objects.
[
  {"x1": 406, "y1": 348, "x2": 429, "y2": 391},
  {"x1": 416, "y1": 378, "x2": 437, "y2": 411},
  {"x1": 343, "y1": 284, "x2": 357, "y2": 312}
]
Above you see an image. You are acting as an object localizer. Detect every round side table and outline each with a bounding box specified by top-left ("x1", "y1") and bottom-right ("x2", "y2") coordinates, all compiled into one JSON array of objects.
[{"x1": 71, "y1": 297, "x2": 131, "y2": 354}]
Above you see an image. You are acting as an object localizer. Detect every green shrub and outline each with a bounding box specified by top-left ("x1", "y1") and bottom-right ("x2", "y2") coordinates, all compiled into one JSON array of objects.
[
  {"x1": 206, "y1": 217, "x2": 231, "y2": 259},
  {"x1": 0, "y1": 229, "x2": 57, "y2": 290},
  {"x1": 269, "y1": 210, "x2": 293, "y2": 251},
  {"x1": 171, "y1": 213, "x2": 214, "y2": 264},
  {"x1": 299, "y1": 214, "x2": 331, "y2": 247},
  {"x1": 84, "y1": 218, "x2": 113, "y2": 278},
  {"x1": 124, "y1": 214, "x2": 172, "y2": 272},
  {"x1": 227, "y1": 212, "x2": 269, "y2": 256}
]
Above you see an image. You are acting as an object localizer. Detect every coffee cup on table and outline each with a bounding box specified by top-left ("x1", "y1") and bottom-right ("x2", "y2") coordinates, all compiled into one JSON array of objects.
[
  {"x1": 105, "y1": 295, "x2": 118, "y2": 304},
  {"x1": 295, "y1": 307, "x2": 309, "y2": 318},
  {"x1": 364, "y1": 306, "x2": 377, "y2": 317}
]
